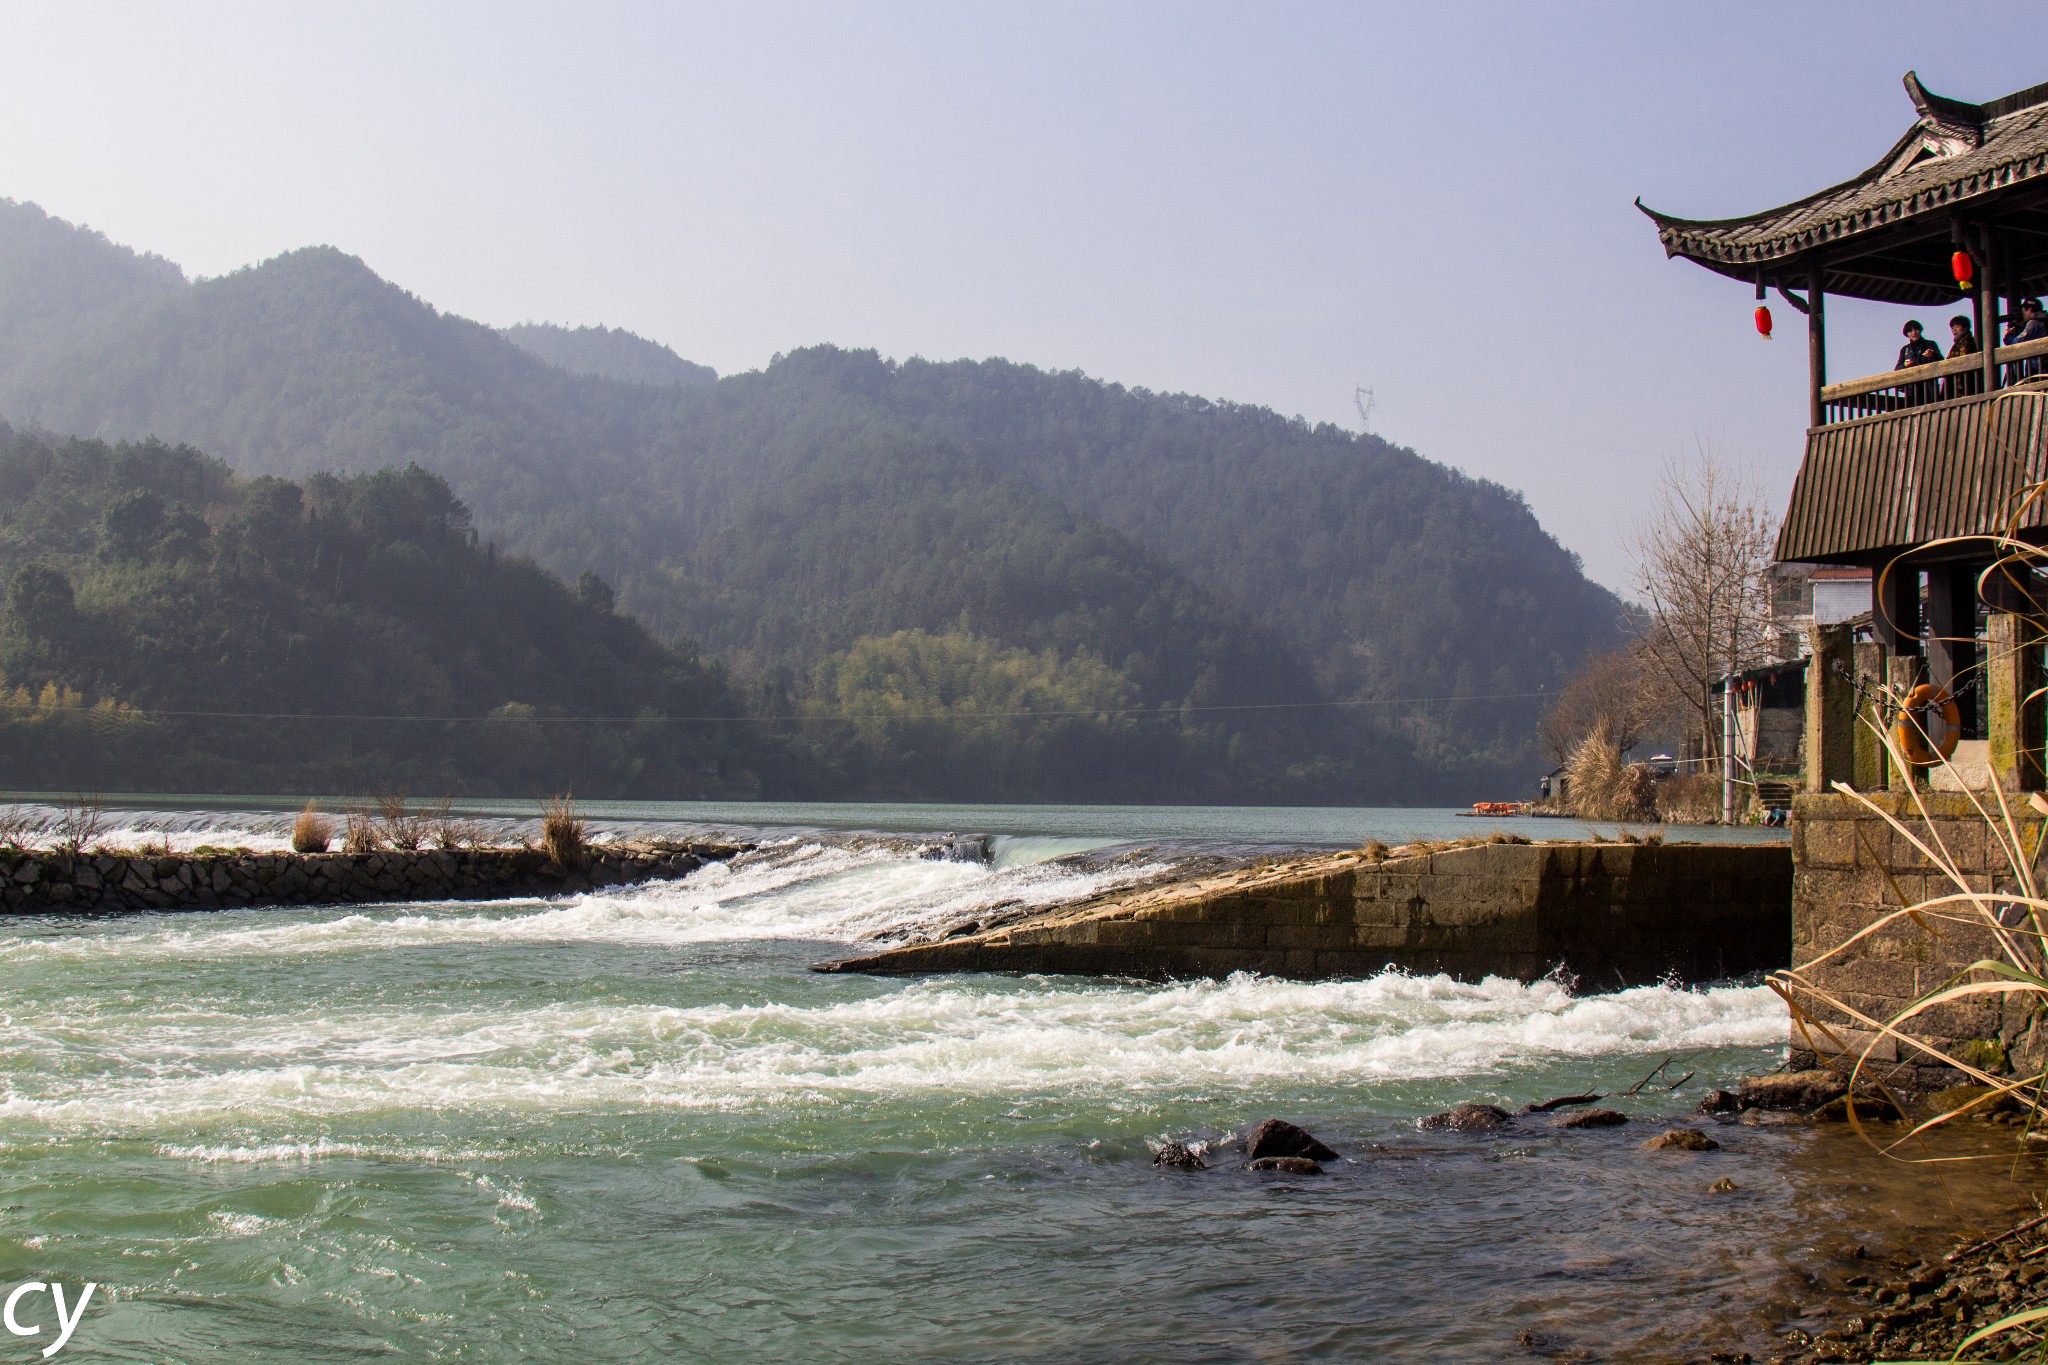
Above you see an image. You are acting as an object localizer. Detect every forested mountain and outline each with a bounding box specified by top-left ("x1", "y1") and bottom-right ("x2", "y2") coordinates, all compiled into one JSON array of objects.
[
  {"x1": 0, "y1": 198, "x2": 1628, "y2": 800},
  {"x1": 500, "y1": 322, "x2": 716, "y2": 389},
  {"x1": 0, "y1": 424, "x2": 773, "y2": 797}
]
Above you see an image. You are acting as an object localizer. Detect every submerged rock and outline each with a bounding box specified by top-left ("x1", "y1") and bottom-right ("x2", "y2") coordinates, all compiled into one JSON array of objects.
[
  {"x1": 1248, "y1": 1156, "x2": 1323, "y2": 1175},
  {"x1": 1641, "y1": 1126, "x2": 1719, "y2": 1151},
  {"x1": 1738, "y1": 1069, "x2": 1845, "y2": 1111},
  {"x1": 1806, "y1": 1093, "x2": 1904, "y2": 1123},
  {"x1": 1555, "y1": 1108, "x2": 1628, "y2": 1129},
  {"x1": 1927, "y1": 1083, "x2": 2022, "y2": 1119},
  {"x1": 1244, "y1": 1119, "x2": 1339, "y2": 1161},
  {"x1": 1419, "y1": 1103, "x2": 1511, "y2": 1132},
  {"x1": 1152, "y1": 1140, "x2": 1208, "y2": 1170}
]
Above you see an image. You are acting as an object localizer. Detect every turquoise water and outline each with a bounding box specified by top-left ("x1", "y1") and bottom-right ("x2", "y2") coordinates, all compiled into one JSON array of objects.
[{"x1": 0, "y1": 805, "x2": 2009, "y2": 1363}]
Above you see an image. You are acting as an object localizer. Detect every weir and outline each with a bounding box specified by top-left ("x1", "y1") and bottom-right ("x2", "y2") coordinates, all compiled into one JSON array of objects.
[
  {"x1": 819, "y1": 839, "x2": 1793, "y2": 985},
  {"x1": 0, "y1": 841, "x2": 748, "y2": 915}
]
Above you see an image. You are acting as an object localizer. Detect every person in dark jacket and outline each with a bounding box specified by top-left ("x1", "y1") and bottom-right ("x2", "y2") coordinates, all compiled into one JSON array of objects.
[
  {"x1": 2006, "y1": 298, "x2": 2048, "y2": 382},
  {"x1": 1945, "y1": 314, "x2": 1981, "y2": 398},
  {"x1": 1896, "y1": 320, "x2": 1942, "y2": 404}
]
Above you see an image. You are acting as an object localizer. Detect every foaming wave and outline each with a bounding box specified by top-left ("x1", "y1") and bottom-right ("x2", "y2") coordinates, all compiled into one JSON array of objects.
[
  {"x1": 0, "y1": 972, "x2": 1784, "y2": 1130},
  {"x1": 154, "y1": 1139, "x2": 512, "y2": 1165},
  {"x1": 0, "y1": 839, "x2": 1168, "y2": 963}
]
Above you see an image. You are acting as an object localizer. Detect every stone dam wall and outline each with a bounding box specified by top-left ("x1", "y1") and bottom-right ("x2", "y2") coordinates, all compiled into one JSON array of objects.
[
  {"x1": 820, "y1": 840, "x2": 1793, "y2": 985},
  {"x1": 0, "y1": 841, "x2": 747, "y2": 915},
  {"x1": 1783, "y1": 791, "x2": 2047, "y2": 1088}
]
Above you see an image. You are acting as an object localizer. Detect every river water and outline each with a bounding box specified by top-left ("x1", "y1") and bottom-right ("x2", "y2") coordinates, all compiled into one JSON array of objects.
[{"x1": 0, "y1": 802, "x2": 2034, "y2": 1363}]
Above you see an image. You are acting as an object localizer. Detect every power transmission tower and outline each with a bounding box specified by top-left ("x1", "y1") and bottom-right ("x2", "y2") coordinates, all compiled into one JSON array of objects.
[{"x1": 1353, "y1": 385, "x2": 1375, "y2": 435}]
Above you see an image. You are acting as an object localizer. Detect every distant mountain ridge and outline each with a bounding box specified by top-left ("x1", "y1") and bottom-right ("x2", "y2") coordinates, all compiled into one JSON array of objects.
[
  {"x1": 0, "y1": 197, "x2": 1627, "y2": 800},
  {"x1": 501, "y1": 322, "x2": 716, "y2": 389}
]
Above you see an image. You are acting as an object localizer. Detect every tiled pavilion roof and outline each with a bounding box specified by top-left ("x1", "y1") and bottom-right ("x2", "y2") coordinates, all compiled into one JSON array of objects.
[{"x1": 1640, "y1": 73, "x2": 2048, "y2": 305}]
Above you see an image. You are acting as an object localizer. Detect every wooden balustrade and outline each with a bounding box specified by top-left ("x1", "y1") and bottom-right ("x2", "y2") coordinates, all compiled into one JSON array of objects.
[{"x1": 1820, "y1": 336, "x2": 2048, "y2": 425}]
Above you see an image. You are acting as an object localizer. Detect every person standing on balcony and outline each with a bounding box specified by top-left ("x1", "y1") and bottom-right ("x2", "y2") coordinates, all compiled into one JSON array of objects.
[
  {"x1": 2006, "y1": 298, "x2": 2048, "y2": 382},
  {"x1": 1945, "y1": 315, "x2": 1981, "y2": 398},
  {"x1": 1896, "y1": 320, "x2": 1942, "y2": 405}
]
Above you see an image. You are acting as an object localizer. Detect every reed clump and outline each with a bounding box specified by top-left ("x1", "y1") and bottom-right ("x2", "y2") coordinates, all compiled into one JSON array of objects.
[
  {"x1": 342, "y1": 809, "x2": 385, "y2": 854},
  {"x1": 540, "y1": 795, "x2": 586, "y2": 869},
  {"x1": 292, "y1": 801, "x2": 333, "y2": 854},
  {"x1": 431, "y1": 814, "x2": 491, "y2": 850},
  {"x1": 1563, "y1": 720, "x2": 1660, "y2": 822},
  {"x1": 374, "y1": 791, "x2": 443, "y2": 852}
]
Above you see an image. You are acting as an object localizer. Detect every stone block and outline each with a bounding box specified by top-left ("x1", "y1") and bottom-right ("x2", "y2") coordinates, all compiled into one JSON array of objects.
[{"x1": 1265, "y1": 923, "x2": 1368, "y2": 951}]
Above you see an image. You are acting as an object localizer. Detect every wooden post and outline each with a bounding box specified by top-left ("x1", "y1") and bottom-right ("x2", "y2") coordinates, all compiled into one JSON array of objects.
[
  {"x1": 1982, "y1": 225, "x2": 2001, "y2": 395},
  {"x1": 1924, "y1": 563, "x2": 1978, "y2": 715},
  {"x1": 1807, "y1": 258, "x2": 1827, "y2": 428},
  {"x1": 1805, "y1": 622, "x2": 1855, "y2": 792},
  {"x1": 1852, "y1": 639, "x2": 1887, "y2": 791},
  {"x1": 1887, "y1": 654, "x2": 1925, "y2": 792},
  {"x1": 1986, "y1": 611, "x2": 2045, "y2": 790},
  {"x1": 1873, "y1": 563, "x2": 1921, "y2": 657}
]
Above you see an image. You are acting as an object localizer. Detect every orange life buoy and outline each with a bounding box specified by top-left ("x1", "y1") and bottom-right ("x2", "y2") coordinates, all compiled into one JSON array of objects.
[{"x1": 1894, "y1": 683, "x2": 1962, "y2": 766}]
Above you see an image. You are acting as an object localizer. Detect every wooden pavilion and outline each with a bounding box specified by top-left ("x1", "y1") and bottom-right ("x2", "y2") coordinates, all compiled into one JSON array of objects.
[{"x1": 1641, "y1": 71, "x2": 2048, "y2": 792}]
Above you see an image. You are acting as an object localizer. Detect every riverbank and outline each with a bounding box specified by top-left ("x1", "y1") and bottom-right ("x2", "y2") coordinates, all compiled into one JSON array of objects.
[{"x1": 1736, "y1": 1133, "x2": 2048, "y2": 1365}]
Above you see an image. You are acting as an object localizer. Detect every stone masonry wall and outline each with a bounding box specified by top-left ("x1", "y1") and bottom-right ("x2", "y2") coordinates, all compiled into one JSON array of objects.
[
  {"x1": 1788, "y1": 791, "x2": 2042, "y2": 1087},
  {"x1": 0, "y1": 841, "x2": 747, "y2": 915},
  {"x1": 821, "y1": 840, "x2": 1791, "y2": 985}
]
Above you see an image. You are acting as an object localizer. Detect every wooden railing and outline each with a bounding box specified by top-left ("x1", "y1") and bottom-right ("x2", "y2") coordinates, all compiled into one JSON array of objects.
[{"x1": 1821, "y1": 336, "x2": 2048, "y2": 424}]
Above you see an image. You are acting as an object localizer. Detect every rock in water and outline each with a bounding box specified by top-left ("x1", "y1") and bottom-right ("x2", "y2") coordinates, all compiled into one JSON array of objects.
[
  {"x1": 1418, "y1": 1103, "x2": 1512, "y2": 1132},
  {"x1": 1738, "y1": 1069, "x2": 1845, "y2": 1111},
  {"x1": 1642, "y1": 1126, "x2": 1720, "y2": 1151},
  {"x1": 1555, "y1": 1108, "x2": 1629, "y2": 1129},
  {"x1": 1248, "y1": 1156, "x2": 1324, "y2": 1175},
  {"x1": 1153, "y1": 1140, "x2": 1208, "y2": 1170},
  {"x1": 1806, "y1": 1093, "x2": 1903, "y2": 1123},
  {"x1": 1244, "y1": 1119, "x2": 1339, "y2": 1161},
  {"x1": 1927, "y1": 1084, "x2": 2020, "y2": 1119},
  {"x1": 1696, "y1": 1088, "x2": 1744, "y2": 1114}
]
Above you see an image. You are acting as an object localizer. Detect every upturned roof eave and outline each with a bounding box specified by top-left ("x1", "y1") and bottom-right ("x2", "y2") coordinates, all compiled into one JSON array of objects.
[{"x1": 1634, "y1": 123, "x2": 1929, "y2": 249}]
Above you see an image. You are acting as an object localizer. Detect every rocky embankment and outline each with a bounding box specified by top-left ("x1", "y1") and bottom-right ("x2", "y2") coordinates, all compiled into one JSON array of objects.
[
  {"x1": 1150, "y1": 1068, "x2": 2048, "y2": 1363},
  {"x1": 0, "y1": 840, "x2": 748, "y2": 914}
]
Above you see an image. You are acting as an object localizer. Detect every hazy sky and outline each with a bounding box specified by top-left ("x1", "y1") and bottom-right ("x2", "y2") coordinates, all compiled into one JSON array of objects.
[{"x1": 5, "y1": 1, "x2": 2047, "y2": 591}]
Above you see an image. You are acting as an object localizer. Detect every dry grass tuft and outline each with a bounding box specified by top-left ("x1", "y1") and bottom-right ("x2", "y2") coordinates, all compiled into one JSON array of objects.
[
  {"x1": 540, "y1": 795, "x2": 587, "y2": 869},
  {"x1": 373, "y1": 791, "x2": 445, "y2": 852},
  {"x1": 342, "y1": 809, "x2": 385, "y2": 854},
  {"x1": 1486, "y1": 831, "x2": 1532, "y2": 845},
  {"x1": 292, "y1": 801, "x2": 333, "y2": 854},
  {"x1": 431, "y1": 814, "x2": 491, "y2": 851},
  {"x1": 1564, "y1": 721, "x2": 1660, "y2": 822},
  {"x1": 1360, "y1": 839, "x2": 1391, "y2": 862}
]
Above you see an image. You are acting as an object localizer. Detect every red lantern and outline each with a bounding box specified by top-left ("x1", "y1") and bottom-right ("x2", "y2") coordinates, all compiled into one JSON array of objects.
[
  {"x1": 1754, "y1": 304, "x2": 1773, "y2": 339},
  {"x1": 1953, "y1": 249, "x2": 1975, "y2": 292}
]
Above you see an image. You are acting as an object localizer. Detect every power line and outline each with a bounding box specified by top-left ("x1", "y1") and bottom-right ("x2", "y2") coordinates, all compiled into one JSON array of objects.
[{"x1": 0, "y1": 689, "x2": 1551, "y2": 727}]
